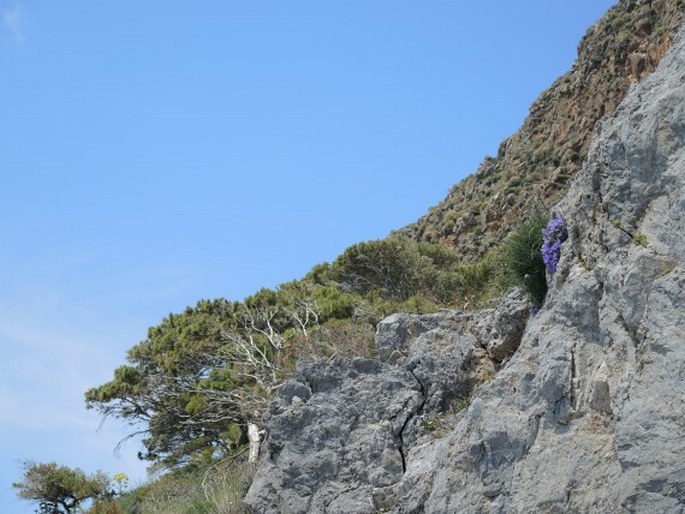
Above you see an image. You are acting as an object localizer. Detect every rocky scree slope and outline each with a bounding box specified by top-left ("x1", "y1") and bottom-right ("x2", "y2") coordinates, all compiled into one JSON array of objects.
[
  {"x1": 245, "y1": 23, "x2": 685, "y2": 513},
  {"x1": 400, "y1": 0, "x2": 683, "y2": 263}
]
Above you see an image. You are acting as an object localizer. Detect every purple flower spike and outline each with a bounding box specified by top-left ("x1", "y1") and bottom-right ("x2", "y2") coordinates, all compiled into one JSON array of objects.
[{"x1": 541, "y1": 215, "x2": 567, "y2": 274}]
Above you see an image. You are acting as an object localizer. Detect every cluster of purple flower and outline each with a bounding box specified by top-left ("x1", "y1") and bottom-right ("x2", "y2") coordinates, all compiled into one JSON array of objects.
[{"x1": 541, "y1": 215, "x2": 567, "y2": 274}]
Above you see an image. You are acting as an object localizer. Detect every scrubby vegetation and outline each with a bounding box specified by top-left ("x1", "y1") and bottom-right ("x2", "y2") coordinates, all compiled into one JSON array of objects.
[
  {"x1": 73, "y1": 227, "x2": 547, "y2": 512},
  {"x1": 401, "y1": 0, "x2": 682, "y2": 259},
  {"x1": 501, "y1": 213, "x2": 549, "y2": 308},
  {"x1": 14, "y1": 1, "x2": 683, "y2": 511},
  {"x1": 83, "y1": 236, "x2": 512, "y2": 470},
  {"x1": 109, "y1": 457, "x2": 255, "y2": 514},
  {"x1": 13, "y1": 462, "x2": 111, "y2": 514},
  {"x1": 14, "y1": 217, "x2": 559, "y2": 513}
]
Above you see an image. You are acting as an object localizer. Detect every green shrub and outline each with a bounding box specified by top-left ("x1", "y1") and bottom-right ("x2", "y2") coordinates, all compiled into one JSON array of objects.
[
  {"x1": 311, "y1": 284, "x2": 355, "y2": 320},
  {"x1": 400, "y1": 295, "x2": 439, "y2": 314},
  {"x1": 632, "y1": 232, "x2": 648, "y2": 247},
  {"x1": 13, "y1": 462, "x2": 111, "y2": 514},
  {"x1": 327, "y1": 237, "x2": 466, "y2": 304},
  {"x1": 328, "y1": 237, "x2": 429, "y2": 301},
  {"x1": 87, "y1": 500, "x2": 125, "y2": 514},
  {"x1": 116, "y1": 457, "x2": 255, "y2": 514},
  {"x1": 502, "y1": 214, "x2": 548, "y2": 307}
]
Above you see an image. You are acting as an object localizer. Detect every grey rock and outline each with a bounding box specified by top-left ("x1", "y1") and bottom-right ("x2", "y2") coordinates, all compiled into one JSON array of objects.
[
  {"x1": 413, "y1": 25, "x2": 685, "y2": 513},
  {"x1": 244, "y1": 291, "x2": 530, "y2": 513},
  {"x1": 477, "y1": 288, "x2": 530, "y2": 363},
  {"x1": 246, "y1": 23, "x2": 685, "y2": 514},
  {"x1": 244, "y1": 358, "x2": 416, "y2": 514}
]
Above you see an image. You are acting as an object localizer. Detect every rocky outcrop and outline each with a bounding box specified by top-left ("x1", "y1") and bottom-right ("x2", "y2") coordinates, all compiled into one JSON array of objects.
[
  {"x1": 244, "y1": 290, "x2": 530, "y2": 513},
  {"x1": 246, "y1": 22, "x2": 685, "y2": 513},
  {"x1": 396, "y1": 24, "x2": 685, "y2": 513},
  {"x1": 399, "y1": 0, "x2": 682, "y2": 262}
]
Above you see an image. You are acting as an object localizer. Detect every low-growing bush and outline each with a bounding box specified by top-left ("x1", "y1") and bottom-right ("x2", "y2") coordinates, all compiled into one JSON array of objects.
[
  {"x1": 502, "y1": 213, "x2": 548, "y2": 307},
  {"x1": 114, "y1": 456, "x2": 255, "y2": 514}
]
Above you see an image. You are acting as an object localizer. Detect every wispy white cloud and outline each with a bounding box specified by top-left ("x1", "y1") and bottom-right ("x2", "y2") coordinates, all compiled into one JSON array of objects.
[
  {"x1": 1, "y1": 1, "x2": 25, "y2": 45},
  {"x1": 0, "y1": 386, "x2": 96, "y2": 431},
  {"x1": 0, "y1": 252, "x2": 193, "y2": 494},
  {"x1": 0, "y1": 315, "x2": 150, "y2": 488},
  {"x1": 0, "y1": 310, "x2": 128, "y2": 433}
]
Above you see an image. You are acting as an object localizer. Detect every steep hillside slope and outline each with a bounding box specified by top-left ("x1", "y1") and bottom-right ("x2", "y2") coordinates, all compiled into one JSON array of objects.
[
  {"x1": 400, "y1": 0, "x2": 682, "y2": 262},
  {"x1": 245, "y1": 22, "x2": 685, "y2": 514},
  {"x1": 404, "y1": 22, "x2": 685, "y2": 513}
]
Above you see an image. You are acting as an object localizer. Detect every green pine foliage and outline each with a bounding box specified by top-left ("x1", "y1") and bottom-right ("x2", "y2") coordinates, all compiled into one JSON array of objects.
[
  {"x1": 13, "y1": 462, "x2": 111, "y2": 514},
  {"x1": 75, "y1": 226, "x2": 550, "y2": 513},
  {"x1": 83, "y1": 235, "x2": 535, "y2": 472}
]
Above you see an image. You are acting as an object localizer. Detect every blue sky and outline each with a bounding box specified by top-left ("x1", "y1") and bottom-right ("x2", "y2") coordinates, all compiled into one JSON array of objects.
[{"x1": 1, "y1": 1, "x2": 615, "y2": 512}]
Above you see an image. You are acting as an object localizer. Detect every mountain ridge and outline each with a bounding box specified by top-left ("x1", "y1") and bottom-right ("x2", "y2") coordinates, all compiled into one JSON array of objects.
[{"x1": 399, "y1": 0, "x2": 683, "y2": 263}]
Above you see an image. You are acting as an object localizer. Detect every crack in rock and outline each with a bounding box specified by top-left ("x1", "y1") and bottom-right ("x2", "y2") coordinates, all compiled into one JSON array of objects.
[{"x1": 394, "y1": 366, "x2": 428, "y2": 473}]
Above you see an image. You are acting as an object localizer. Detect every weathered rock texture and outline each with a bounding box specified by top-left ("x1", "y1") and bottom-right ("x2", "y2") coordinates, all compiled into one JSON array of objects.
[
  {"x1": 246, "y1": 19, "x2": 685, "y2": 514},
  {"x1": 244, "y1": 290, "x2": 530, "y2": 513},
  {"x1": 400, "y1": 24, "x2": 685, "y2": 513}
]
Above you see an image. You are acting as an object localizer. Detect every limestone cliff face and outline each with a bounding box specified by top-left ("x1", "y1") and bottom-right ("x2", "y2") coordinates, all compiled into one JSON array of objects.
[
  {"x1": 245, "y1": 22, "x2": 685, "y2": 514},
  {"x1": 405, "y1": 24, "x2": 685, "y2": 512}
]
